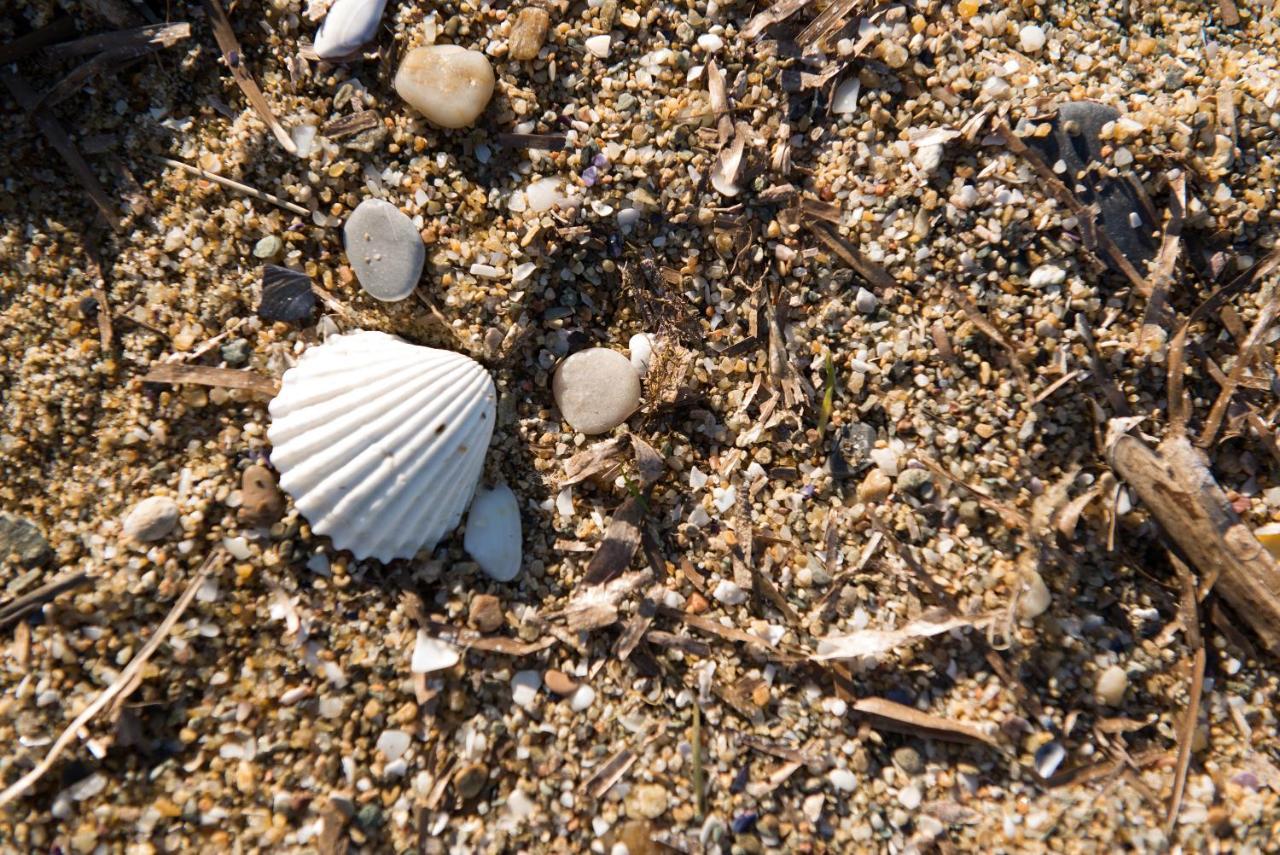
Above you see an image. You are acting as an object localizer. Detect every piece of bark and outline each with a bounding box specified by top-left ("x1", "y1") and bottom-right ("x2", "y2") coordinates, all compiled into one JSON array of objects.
[
  {"x1": 582, "y1": 497, "x2": 645, "y2": 586},
  {"x1": 141, "y1": 363, "x2": 280, "y2": 395},
  {"x1": 1108, "y1": 430, "x2": 1280, "y2": 655},
  {"x1": 851, "y1": 697, "x2": 1000, "y2": 749}
]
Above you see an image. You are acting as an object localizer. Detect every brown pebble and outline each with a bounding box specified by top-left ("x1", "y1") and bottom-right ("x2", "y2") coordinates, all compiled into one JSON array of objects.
[
  {"x1": 508, "y1": 7, "x2": 550, "y2": 61},
  {"x1": 468, "y1": 594, "x2": 504, "y2": 633},
  {"x1": 687, "y1": 592, "x2": 710, "y2": 614},
  {"x1": 453, "y1": 763, "x2": 487, "y2": 800},
  {"x1": 237, "y1": 464, "x2": 284, "y2": 527},
  {"x1": 544, "y1": 669, "x2": 579, "y2": 696},
  {"x1": 857, "y1": 468, "x2": 892, "y2": 504}
]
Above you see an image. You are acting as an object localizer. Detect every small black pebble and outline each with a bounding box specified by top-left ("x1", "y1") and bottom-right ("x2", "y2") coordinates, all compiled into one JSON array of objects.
[{"x1": 79, "y1": 295, "x2": 99, "y2": 318}]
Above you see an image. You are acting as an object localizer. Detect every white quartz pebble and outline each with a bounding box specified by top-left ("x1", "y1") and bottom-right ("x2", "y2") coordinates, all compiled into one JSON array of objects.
[
  {"x1": 1019, "y1": 24, "x2": 1046, "y2": 53},
  {"x1": 411, "y1": 631, "x2": 459, "y2": 674},
  {"x1": 394, "y1": 45, "x2": 495, "y2": 129},
  {"x1": 123, "y1": 496, "x2": 179, "y2": 542},
  {"x1": 584, "y1": 35, "x2": 612, "y2": 58},
  {"x1": 1096, "y1": 665, "x2": 1129, "y2": 706}
]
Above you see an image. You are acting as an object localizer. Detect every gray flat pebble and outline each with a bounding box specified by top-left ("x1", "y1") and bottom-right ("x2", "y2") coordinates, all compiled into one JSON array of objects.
[
  {"x1": 552, "y1": 348, "x2": 641, "y2": 435},
  {"x1": 0, "y1": 512, "x2": 50, "y2": 565},
  {"x1": 343, "y1": 198, "x2": 424, "y2": 302}
]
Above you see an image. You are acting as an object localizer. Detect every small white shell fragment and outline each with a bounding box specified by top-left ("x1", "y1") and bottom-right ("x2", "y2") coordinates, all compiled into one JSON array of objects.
[
  {"x1": 123, "y1": 496, "x2": 179, "y2": 542},
  {"x1": 411, "y1": 630, "x2": 459, "y2": 674},
  {"x1": 914, "y1": 143, "x2": 944, "y2": 173},
  {"x1": 525, "y1": 177, "x2": 579, "y2": 212},
  {"x1": 829, "y1": 769, "x2": 857, "y2": 792},
  {"x1": 697, "y1": 33, "x2": 723, "y2": 53},
  {"x1": 464, "y1": 484, "x2": 522, "y2": 582},
  {"x1": 268, "y1": 331, "x2": 496, "y2": 562},
  {"x1": 628, "y1": 333, "x2": 654, "y2": 376},
  {"x1": 831, "y1": 78, "x2": 861, "y2": 115},
  {"x1": 314, "y1": 0, "x2": 388, "y2": 59},
  {"x1": 584, "y1": 35, "x2": 612, "y2": 58}
]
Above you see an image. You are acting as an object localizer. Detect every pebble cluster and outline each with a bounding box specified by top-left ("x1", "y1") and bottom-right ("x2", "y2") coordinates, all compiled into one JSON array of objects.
[{"x1": 1, "y1": 0, "x2": 1279, "y2": 852}]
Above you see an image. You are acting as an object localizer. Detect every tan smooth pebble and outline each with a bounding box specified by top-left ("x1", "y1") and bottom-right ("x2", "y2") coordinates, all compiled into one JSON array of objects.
[{"x1": 394, "y1": 45, "x2": 495, "y2": 129}]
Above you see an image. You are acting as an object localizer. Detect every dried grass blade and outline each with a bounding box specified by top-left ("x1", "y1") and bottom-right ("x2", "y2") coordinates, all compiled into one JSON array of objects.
[
  {"x1": 158, "y1": 156, "x2": 308, "y2": 216},
  {"x1": 814, "y1": 609, "x2": 997, "y2": 661},
  {"x1": 803, "y1": 218, "x2": 896, "y2": 291},
  {"x1": 852, "y1": 697, "x2": 1000, "y2": 748},
  {"x1": 0, "y1": 551, "x2": 223, "y2": 808},
  {"x1": 1198, "y1": 281, "x2": 1278, "y2": 448},
  {"x1": 0, "y1": 71, "x2": 119, "y2": 229},
  {"x1": 202, "y1": 0, "x2": 297, "y2": 154},
  {"x1": 795, "y1": 0, "x2": 862, "y2": 51},
  {"x1": 46, "y1": 22, "x2": 190, "y2": 58},
  {"x1": 583, "y1": 749, "x2": 636, "y2": 800},
  {"x1": 141, "y1": 363, "x2": 281, "y2": 395},
  {"x1": 1138, "y1": 172, "x2": 1185, "y2": 356},
  {"x1": 0, "y1": 18, "x2": 77, "y2": 64},
  {"x1": 0, "y1": 570, "x2": 91, "y2": 629}
]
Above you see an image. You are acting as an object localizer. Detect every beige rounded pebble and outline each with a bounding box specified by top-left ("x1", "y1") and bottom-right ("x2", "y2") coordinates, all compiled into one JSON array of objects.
[
  {"x1": 123, "y1": 496, "x2": 179, "y2": 542},
  {"x1": 394, "y1": 45, "x2": 495, "y2": 129},
  {"x1": 627, "y1": 782, "x2": 668, "y2": 819},
  {"x1": 857, "y1": 468, "x2": 892, "y2": 504},
  {"x1": 1017, "y1": 569, "x2": 1052, "y2": 619},
  {"x1": 1097, "y1": 665, "x2": 1128, "y2": 706},
  {"x1": 552, "y1": 348, "x2": 641, "y2": 435},
  {"x1": 508, "y1": 7, "x2": 550, "y2": 61}
]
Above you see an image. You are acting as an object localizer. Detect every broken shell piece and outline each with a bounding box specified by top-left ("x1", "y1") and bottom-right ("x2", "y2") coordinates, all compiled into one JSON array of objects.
[
  {"x1": 313, "y1": 0, "x2": 388, "y2": 59},
  {"x1": 464, "y1": 484, "x2": 522, "y2": 582},
  {"x1": 267, "y1": 331, "x2": 496, "y2": 562},
  {"x1": 412, "y1": 630, "x2": 459, "y2": 674}
]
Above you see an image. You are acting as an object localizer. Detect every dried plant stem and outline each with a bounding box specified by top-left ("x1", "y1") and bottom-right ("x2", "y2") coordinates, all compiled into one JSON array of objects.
[
  {"x1": 157, "y1": 156, "x2": 307, "y2": 216},
  {"x1": 0, "y1": 552, "x2": 223, "y2": 808},
  {"x1": 202, "y1": 0, "x2": 297, "y2": 155}
]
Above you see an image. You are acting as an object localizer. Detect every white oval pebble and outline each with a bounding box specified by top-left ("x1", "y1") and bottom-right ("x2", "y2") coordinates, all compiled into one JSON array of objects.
[
  {"x1": 1019, "y1": 24, "x2": 1046, "y2": 53},
  {"x1": 377, "y1": 729, "x2": 411, "y2": 762},
  {"x1": 1029, "y1": 264, "x2": 1066, "y2": 287},
  {"x1": 525, "y1": 177, "x2": 579, "y2": 212},
  {"x1": 411, "y1": 630, "x2": 459, "y2": 674},
  {"x1": 123, "y1": 496, "x2": 179, "y2": 542},
  {"x1": 552, "y1": 348, "x2": 642, "y2": 435},
  {"x1": 464, "y1": 484, "x2": 522, "y2": 582},
  {"x1": 898, "y1": 784, "x2": 923, "y2": 810},
  {"x1": 343, "y1": 199, "x2": 424, "y2": 301},
  {"x1": 569, "y1": 684, "x2": 596, "y2": 712},
  {"x1": 394, "y1": 45, "x2": 495, "y2": 129},
  {"x1": 697, "y1": 33, "x2": 723, "y2": 53},
  {"x1": 1096, "y1": 665, "x2": 1128, "y2": 706},
  {"x1": 855, "y1": 287, "x2": 878, "y2": 314}
]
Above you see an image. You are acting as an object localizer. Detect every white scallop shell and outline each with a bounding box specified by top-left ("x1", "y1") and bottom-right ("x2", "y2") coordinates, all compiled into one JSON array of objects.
[{"x1": 268, "y1": 330, "x2": 496, "y2": 562}]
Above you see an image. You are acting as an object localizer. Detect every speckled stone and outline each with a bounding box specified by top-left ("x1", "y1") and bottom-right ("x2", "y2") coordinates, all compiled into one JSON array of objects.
[
  {"x1": 552, "y1": 348, "x2": 641, "y2": 435},
  {"x1": 0, "y1": 513, "x2": 50, "y2": 565},
  {"x1": 122, "y1": 496, "x2": 179, "y2": 542},
  {"x1": 343, "y1": 198, "x2": 424, "y2": 302}
]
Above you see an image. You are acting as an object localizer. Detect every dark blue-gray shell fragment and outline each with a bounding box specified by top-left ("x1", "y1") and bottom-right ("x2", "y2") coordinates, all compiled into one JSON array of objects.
[
  {"x1": 1026, "y1": 101, "x2": 1159, "y2": 270},
  {"x1": 259, "y1": 265, "x2": 316, "y2": 323}
]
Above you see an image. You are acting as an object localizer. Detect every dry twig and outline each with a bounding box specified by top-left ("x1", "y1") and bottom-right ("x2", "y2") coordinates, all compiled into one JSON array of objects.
[
  {"x1": 202, "y1": 0, "x2": 297, "y2": 154},
  {"x1": 141, "y1": 363, "x2": 281, "y2": 395},
  {"x1": 0, "y1": 551, "x2": 224, "y2": 808}
]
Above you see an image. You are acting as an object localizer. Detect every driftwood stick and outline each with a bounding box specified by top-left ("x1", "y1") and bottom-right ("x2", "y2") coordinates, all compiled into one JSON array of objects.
[
  {"x1": 1108, "y1": 430, "x2": 1280, "y2": 655},
  {"x1": 0, "y1": 571, "x2": 92, "y2": 630},
  {"x1": 0, "y1": 551, "x2": 223, "y2": 808}
]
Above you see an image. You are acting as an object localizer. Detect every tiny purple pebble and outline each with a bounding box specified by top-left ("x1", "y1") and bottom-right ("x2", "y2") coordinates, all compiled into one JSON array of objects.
[
  {"x1": 592, "y1": 153, "x2": 609, "y2": 169},
  {"x1": 581, "y1": 166, "x2": 598, "y2": 186}
]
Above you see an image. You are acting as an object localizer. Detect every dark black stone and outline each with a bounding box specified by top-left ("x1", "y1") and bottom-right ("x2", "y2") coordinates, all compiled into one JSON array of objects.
[
  {"x1": 258, "y1": 265, "x2": 316, "y2": 323},
  {"x1": 1026, "y1": 101, "x2": 1159, "y2": 270}
]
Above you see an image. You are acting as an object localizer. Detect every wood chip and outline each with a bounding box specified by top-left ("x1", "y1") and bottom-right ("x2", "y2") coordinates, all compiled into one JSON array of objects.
[
  {"x1": 583, "y1": 748, "x2": 636, "y2": 800},
  {"x1": 1108, "y1": 429, "x2": 1280, "y2": 655},
  {"x1": 582, "y1": 497, "x2": 645, "y2": 586},
  {"x1": 851, "y1": 697, "x2": 1000, "y2": 748},
  {"x1": 141, "y1": 363, "x2": 281, "y2": 395},
  {"x1": 321, "y1": 109, "x2": 381, "y2": 139}
]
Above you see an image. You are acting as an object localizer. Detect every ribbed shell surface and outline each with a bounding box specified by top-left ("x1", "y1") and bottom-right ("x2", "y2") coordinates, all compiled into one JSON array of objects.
[{"x1": 268, "y1": 330, "x2": 496, "y2": 562}]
